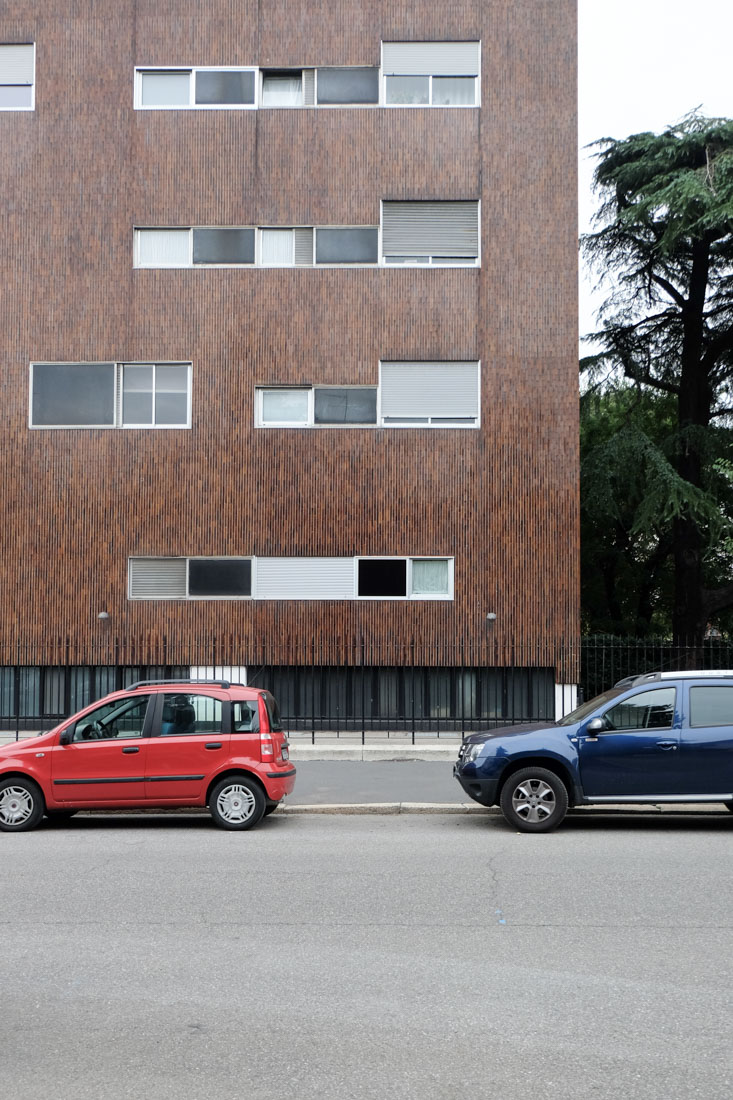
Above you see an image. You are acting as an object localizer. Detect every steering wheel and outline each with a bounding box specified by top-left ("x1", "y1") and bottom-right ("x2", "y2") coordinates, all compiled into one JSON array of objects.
[{"x1": 86, "y1": 721, "x2": 107, "y2": 740}]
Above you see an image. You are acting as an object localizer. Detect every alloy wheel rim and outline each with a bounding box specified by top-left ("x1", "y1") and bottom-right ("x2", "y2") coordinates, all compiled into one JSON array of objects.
[
  {"x1": 217, "y1": 784, "x2": 256, "y2": 823},
  {"x1": 0, "y1": 787, "x2": 34, "y2": 825},
  {"x1": 512, "y1": 779, "x2": 555, "y2": 823}
]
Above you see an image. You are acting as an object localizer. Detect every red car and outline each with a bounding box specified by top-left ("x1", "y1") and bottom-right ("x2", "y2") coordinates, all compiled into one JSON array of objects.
[{"x1": 0, "y1": 679, "x2": 296, "y2": 832}]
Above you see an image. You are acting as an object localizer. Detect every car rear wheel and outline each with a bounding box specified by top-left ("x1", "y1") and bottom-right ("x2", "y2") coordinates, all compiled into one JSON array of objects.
[
  {"x1": 0, "y1": 778, "x2": 45, "y2": 832},
  {"x1": 209, "y1": 777, "x2": 265, "y2": 830},
  {"x1": 499, "y1": 767, "x2": 568, "y2": 833},
  {"x1": 263, "y1": 801, "x2": 280, "y2": 817}
]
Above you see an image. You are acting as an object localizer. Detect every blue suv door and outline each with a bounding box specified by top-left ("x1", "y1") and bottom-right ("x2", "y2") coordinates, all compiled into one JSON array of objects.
[
  {"x1": 680, "y1": 683, "x2": 733, "y2": 796},
  {"x1": 578, "y1": 686, "x2": 681, "y2": 797}
]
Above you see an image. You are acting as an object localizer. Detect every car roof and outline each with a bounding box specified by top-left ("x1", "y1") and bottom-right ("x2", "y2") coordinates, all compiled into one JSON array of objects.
[
  {"x1": 614, "y1": 670, "x2": 733, "y2": 688},
  {"x1": 123, "y1": 679, "x2": 265, "y2": 696}
]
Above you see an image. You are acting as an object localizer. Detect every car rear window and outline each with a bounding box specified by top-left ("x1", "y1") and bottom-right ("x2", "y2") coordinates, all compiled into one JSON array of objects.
[
  {"x1": 263, "y1": 691, "x2": 283, "y2": 732},
  {"x1": 232, "y1": 700, "x2": 260, "y2": 732},
  {"x1": 689, "y1": 686, "x2": 733, "y2": 727}
]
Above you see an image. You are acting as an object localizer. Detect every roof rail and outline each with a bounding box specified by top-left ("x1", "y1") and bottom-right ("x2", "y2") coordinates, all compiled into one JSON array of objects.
[
  {"x1": 614, "y1": 670, "x2": 733, "y2": 688},
  {"x1": 125, "y1": 678, "x2": 240, "y2": 690}
]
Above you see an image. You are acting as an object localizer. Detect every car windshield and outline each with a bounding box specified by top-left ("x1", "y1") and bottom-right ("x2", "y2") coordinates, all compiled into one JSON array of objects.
[{"x1": 556, "y1": 686, "x2": 626, "y2": 726}]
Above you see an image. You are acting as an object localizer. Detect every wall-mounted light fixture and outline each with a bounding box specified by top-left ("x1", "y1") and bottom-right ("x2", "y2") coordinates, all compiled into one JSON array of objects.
[
  {"x1": 485, "y1": 612, "x2": 497, "y2": 621},
  {"x1": 97, "y1": 611, "x2": 110, "y2": 620}
]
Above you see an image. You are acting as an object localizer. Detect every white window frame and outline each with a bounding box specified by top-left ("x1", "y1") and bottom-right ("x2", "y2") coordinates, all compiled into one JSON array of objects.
[
  {"x1": 256, "y1": 386, "x2": 313, "y2": 428},
  {"x1": 134, "y1": 228, "x2": 193, "y2": 268},
  {"x1": 29, "y1": 362, "x2": 192, "y2": 430},
  {"x1": 379, "y1": 41, "x2": 481, "y2": 108},
  {"x1": 255, "y1": 385, "x2": 380, "y2": 429},
  {"x1": 355, "y1": 556, "x2": 454, "y2": 601},
  {"x1": 376, "y1": 361, "x2": 481, "y2": 428},
  {"x1": 134, "y1": 66, "x2": 258, "y2": 110},
  {"x1": 378, "y1": 200, "x2": 481, "y2": 268},
  {"x1": 381, "y1": 73, "x2": 478, "y2": 108},
  {"x1": 129, "y1": 556, "x2": 454, "y2": 600},
  {"x1": 259, "y1": 68, "x2": 305, "y2": 108},
  {"x1": 0, "y1": 43, "x2": 35, "y2": 112},
  {"x1": 129, "y1": 557, "x2": 254, "y2": 600}
]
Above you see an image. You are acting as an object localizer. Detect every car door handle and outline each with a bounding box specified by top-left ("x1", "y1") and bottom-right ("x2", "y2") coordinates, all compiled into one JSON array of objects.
[
  {"x1": 205, "y1": 742, "x2": 222, "y2": 750},
  {"x1": 122, "y1": 747, "x2": 140, "y2": 754},
  {"x1": 656, "y1": 741, "x2": 677, "y2": 750}
]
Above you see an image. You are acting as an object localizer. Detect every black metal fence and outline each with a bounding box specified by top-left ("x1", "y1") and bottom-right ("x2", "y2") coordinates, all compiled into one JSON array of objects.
[{"x1": 1, "y1": 635, "x2": 731, "y2": 741}]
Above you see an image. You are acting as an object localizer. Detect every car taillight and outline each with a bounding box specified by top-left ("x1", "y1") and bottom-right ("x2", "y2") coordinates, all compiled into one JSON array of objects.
[{"x1": 260, "y1": 731, "x2": 275, "y2": 760}]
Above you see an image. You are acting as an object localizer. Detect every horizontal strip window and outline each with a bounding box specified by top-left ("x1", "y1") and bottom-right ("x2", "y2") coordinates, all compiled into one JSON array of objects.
[
  {"x1": 256, "y1": 363, "x2": 479, "y2": 430},
  {"x1": 382, "y1": 202, "x2": 480, "y2": 264},
  {"x1": 0, "y1": 44, "x2": 35, "y2": 110},
  {"x1": 29, "y1": 363, "x2": 191, "y2": 429},
  {"x1": 135, "y1": 226, "x2": 378, "y2": 267},
  {"x1": 135, "y1": 67, "x2": 257, "y2": 109},
  {"x1": 257, "y1": 386, "x2": 378, "y2": 427},
  {"x1": 129, "y1": 557, "x2": 454, "y2": 601},
  {"x1": 129, "y1": 558, "x2": 252, "y2": 600}
]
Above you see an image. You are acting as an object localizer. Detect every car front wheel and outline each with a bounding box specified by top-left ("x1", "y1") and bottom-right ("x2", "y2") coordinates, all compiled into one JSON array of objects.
[
  {"x1": 499, "y1": 767, "x2": 568, "y2": 833},
  {"x1": 209, "y1": 777, "x2": 265, "y2": 830},
  {"x1": 0, "y1": 778, "x2": 45, "y2": 832}
]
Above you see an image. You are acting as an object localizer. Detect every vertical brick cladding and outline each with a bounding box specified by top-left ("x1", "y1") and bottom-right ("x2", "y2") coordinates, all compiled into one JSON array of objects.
[{"x1": 0, "y1": 0, "x2": 578, "y2": 670}]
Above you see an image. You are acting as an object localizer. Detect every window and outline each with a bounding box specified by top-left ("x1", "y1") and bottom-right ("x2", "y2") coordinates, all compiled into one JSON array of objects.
[
  {"x1": 129, "y1": 557, "x2": 453, "y2": 600},
  {"x1": 192, "y1": 228, "x2": 255, "y2": 265},
  {"x1": 689, "y1": 686, "x2": 733, "y2": 727},
  {"x1": 232, "y1": 700, "x2": 260, "y2": 733},
  {"x1": 379, "y1": 362, "x2": 479, "y2": 426},
  {"x1": 604, "y1": 688, "x2": 676, "y2": 731},
  {"x1": 136, "y1": 67, "x2": 256, "y2": 109},
  {"x1": 70, "y1": 696, "x2": 151, "y2": 742},
  {"x1": 260, "y1": 229, "x2": 295, "y2": 265},
  {"x1": 382, "y1": 42, "x2": 479, "y2": 107},
  {"x1": 0, "y1": 44, "x2": 34, "y2": 110},
  {"x1": 316, "y1": 67, "x2": 379, "y2": 105},
  {"x1": 381, "y1": 202, "x2": 480, "y2": 265},
  {"x1": 256, "y1": 386, "x2": 377, "y2": 427},
  {"x1": 136, "y1": 229, "x2": 192, "y2": 267},
  {"x1": 160, "y1": 694, "x2": 222, "y2": 735},
  {"x1": 261, "y1": 70, "x2": 303, "y2": 106},
  {"x1": 129, "y1": 558, "x2": 252, "y2": 600},
  {"x1": 315, "y1": 228, "x2": 379, "y2": 264},
  {"x1": 30, "y1": 363, "x2": 191, "y2": 429},
  {"x1": 357, "y1": 558, "x2": 453, "y2": 599}
]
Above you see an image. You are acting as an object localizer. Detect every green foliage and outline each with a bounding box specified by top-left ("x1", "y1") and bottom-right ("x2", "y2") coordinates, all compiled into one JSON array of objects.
[{"x1": 581, "y1": 114, "x2": 733, "y2": 641}]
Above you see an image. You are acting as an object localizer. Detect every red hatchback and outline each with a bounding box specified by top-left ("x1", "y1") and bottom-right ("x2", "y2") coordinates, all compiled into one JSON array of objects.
[{"x1": 0, "y1": 679, "x2": 296, "y2": 831}]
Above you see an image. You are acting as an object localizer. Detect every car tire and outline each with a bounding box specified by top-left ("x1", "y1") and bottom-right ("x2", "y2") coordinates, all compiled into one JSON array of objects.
[
  {"x1": 725, "y1": 801, "x2": 733, "y2": 813},
  {"x1": 209, "y1": 776, "x2": 266, "y2": 831},
  {"x1": 263, "y1": 801, "x2": 280, "y2": 817},
  {"x1": 0, "y1": 777, "x2": 45, "y2": 832},
  {"x1": 499, "y1": 767, "x2": 568, "y2": 833}
]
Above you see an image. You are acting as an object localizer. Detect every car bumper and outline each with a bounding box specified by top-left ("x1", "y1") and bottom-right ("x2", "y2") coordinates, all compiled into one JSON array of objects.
[
  {"x1": 453, "y1": 765, "x2": 499, "y2": 807},
  {"x1": 263, "y1": 765, "x2": 297, "y2": 800}
]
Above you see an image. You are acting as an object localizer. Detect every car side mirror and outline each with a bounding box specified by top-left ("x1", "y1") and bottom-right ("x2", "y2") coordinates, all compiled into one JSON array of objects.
[
  {"x1": 59, "y1": 729, "x2": 71, "y2": 746},
  {"x1": 585, "y1": 717, "x2": 606, "y2": 735}
]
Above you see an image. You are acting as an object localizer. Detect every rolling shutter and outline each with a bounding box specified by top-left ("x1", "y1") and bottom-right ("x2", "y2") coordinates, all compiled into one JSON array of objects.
[
  {"x1": 380, "y1": 362, "x2": 479, "y2": 419},
  {"x1": 129, "y1": 558, "x2": 187, "y2": 599},
  {"x1": 0, "y1": 45, "x2": 34, "y2": 84},
  {"x1": 256, "y1": 558, "x2": 355, "y2": 600},
  {"x1": 382, "y1": 42, "x2": 479, "y2": 76},
  {"x1": 382, "y1": 201, "x2": 478, "y2": 258},
  {"x1": 294, "y1": 227, "x2": 314, "y2": 265},
  {"x1": 302, "y1": 69, "x2": 316, "y2": 105}
]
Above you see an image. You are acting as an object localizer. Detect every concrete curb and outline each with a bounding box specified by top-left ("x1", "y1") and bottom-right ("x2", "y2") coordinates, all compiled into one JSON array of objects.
[
  {"x1": 278, "y1": 801, "x2": 486, "y2": 815},
  {"x1": 288, "y1": 744, "x2": 459, "y2": 762}
]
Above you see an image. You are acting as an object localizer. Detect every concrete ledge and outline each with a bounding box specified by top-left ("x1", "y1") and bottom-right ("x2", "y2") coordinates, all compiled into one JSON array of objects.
[{"x1": 278, "y1": 801, "x2": 487, "y2": 815}]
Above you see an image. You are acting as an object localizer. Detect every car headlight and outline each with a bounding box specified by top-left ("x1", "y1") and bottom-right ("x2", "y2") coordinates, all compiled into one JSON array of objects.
[{"x1": 461, "y1": 742, "x2": 484, "y2": 763}]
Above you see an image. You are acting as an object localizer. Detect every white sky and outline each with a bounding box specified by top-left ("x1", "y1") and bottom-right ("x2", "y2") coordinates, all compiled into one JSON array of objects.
[{"x1": 578, "y1": 0, "x2": 733, "y2": 343}]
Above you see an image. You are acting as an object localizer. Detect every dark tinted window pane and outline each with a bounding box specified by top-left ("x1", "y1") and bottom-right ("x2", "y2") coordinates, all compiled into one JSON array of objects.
[
  {"x1": 193, "y1": 228, "x2": 254, "y2": 264},
  {"x1": 358, "y1": 559, "x2": 407, "y2": 597},
  {"x1": 690, "y1": 686, "x2": 733, "y2": 727},
  {"x1": 314, "y1": 387, "x2": 377, "y2": 424},
  {"x1": 188, "y1": 559, "x2": 251, "y2": 596},
  {"x1": 32, "y1": 363, "x2": 115, "y2": 426},
  {"x1": 316, "y1": 67, "x2": 379, "y2": 104},
  {"x1": 195, "y1": 70, "x2": 255, "y2": 105},
  {"x1": 316, "y1": 228, "x2": 378, "y2": 264}
]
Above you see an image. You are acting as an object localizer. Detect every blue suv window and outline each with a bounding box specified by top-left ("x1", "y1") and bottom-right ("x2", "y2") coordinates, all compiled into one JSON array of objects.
[
  {"x1": 689, "y1": 686, "x2": 733, "y2": 726},
  {"x1": 604, "y1": 688, "x2": 676, "y2": 731}
]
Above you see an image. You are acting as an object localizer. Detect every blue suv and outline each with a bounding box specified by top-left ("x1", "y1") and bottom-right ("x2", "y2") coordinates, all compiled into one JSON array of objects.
[{"x1": 454, "y1": 671, "x2": 733, "y2": 832}]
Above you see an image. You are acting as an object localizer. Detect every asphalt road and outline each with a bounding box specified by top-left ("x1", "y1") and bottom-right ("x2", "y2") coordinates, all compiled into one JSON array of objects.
[
  {"x1": 288, "y1": 759, "x2": 463, "y2": 803},
  {"x1": 2, "y1": 813, "x2": 732, "y2": 1100}
]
